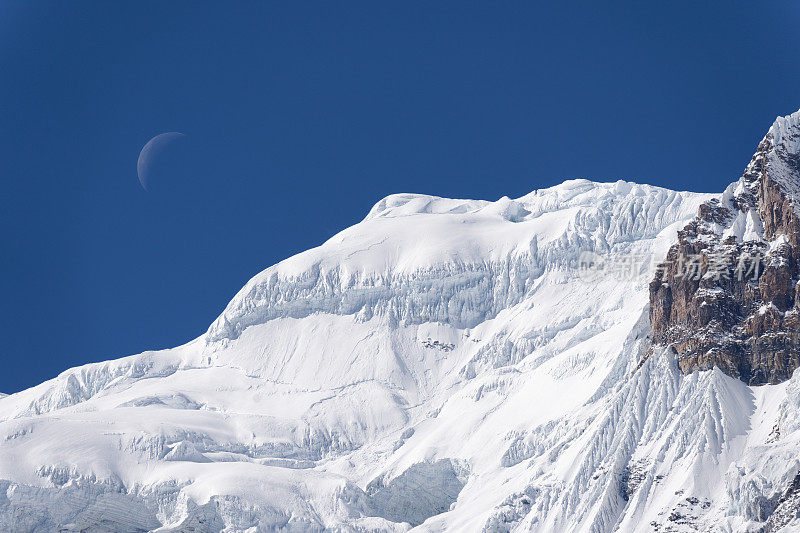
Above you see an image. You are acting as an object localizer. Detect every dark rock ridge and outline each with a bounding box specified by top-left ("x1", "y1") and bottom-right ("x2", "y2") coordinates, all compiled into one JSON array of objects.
[{"x1": 650, "y1": 110, "x2": 800, "y2": 384}]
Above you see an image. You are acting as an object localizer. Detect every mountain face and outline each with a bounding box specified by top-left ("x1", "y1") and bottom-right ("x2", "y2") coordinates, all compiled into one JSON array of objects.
[
  {"x1": 2, "y1": 112, "x2": 800, "y2": 532},
  {"x1": 650, "y1": 111, "x2": 800, "y2": 385}
]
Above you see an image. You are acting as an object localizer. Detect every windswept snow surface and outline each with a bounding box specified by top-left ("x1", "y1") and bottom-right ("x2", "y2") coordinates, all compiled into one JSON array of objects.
[{"x1": 2, "y1": 179, "x2": 797, "y2": 531}]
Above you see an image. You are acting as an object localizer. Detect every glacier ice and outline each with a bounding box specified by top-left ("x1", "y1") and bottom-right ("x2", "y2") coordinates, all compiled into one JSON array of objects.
[{"x1": 2, "y1": 172, "x2": 800, "y2": 531}]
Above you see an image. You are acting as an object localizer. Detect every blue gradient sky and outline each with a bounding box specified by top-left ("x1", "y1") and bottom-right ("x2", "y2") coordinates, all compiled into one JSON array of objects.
[{"x1": 2, "y1": 1, "x2": 800, "y2": 393}]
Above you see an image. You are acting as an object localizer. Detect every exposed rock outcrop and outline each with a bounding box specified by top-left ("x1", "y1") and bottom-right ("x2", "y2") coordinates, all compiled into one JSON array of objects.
[{"x1": 650, "y1": 110, "x2": 800, "y2": 384}]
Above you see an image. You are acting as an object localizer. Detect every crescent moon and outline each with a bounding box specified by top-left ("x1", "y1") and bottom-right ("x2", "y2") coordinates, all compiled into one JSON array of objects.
[{"x1": 137, "y1": 132, "x2": 186, "y2": 191}]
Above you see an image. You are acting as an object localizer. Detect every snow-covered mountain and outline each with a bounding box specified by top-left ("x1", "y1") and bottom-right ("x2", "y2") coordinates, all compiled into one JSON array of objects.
[{"x1": 3, "y1": 112, "x2": 800, "y2": 532}]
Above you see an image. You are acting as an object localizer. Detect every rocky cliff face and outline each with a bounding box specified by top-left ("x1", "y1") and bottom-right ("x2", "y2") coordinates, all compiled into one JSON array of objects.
[{"x1": 650, "y1": 110, "x2": 800, "y2": 384}]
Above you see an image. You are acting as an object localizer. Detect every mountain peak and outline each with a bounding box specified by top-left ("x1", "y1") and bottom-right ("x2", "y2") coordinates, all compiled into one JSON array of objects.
[
  {"x1": 755, "y1": 108, "x2": 800, "y2": 209},
  {"x1": 7, "y1": 114, "x2": 800, "y2": 531},
  {"x1": 768, "y1": 108, "x2": 800, "y2": 151},
  {"x1": 651, "y1": 109, "x2": 800, "y2": 384}
]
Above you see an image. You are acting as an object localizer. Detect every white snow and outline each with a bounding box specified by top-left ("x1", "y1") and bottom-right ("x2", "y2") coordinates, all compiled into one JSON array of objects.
[{"x1": 1, "y1": 176, "x2": 800, "y2": 531}]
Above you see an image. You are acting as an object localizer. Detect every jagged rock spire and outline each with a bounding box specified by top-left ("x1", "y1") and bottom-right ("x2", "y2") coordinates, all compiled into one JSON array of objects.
[{"x1": 650, "y1": 109, "x2": 800, "y2": 384}]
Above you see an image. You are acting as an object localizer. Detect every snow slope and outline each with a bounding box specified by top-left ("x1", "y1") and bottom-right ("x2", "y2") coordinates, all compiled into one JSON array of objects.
[{"x1": 1, "y1": 177, "x2": 798, "y2": 531}]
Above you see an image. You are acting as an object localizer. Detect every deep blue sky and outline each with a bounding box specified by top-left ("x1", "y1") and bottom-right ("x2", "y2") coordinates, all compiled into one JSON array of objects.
[{"x1": 2, "y1": 2, "x2": 800, "y2": 393}]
